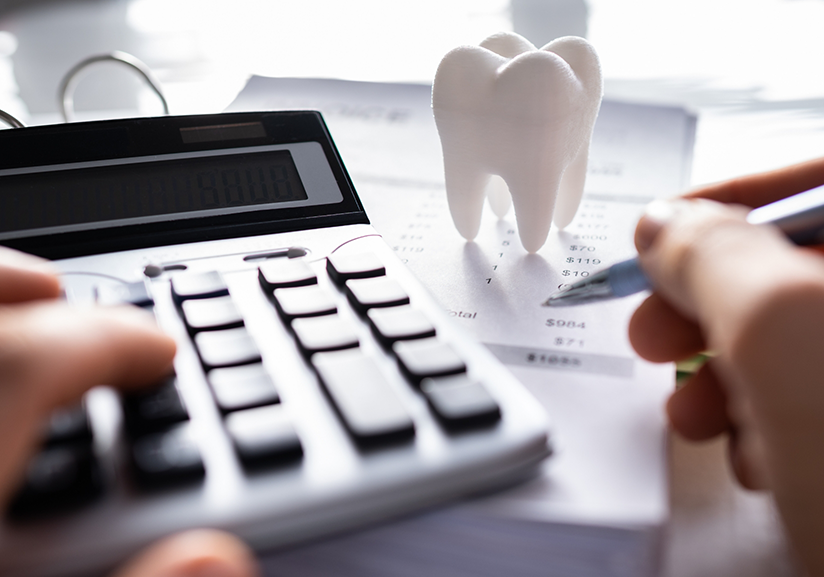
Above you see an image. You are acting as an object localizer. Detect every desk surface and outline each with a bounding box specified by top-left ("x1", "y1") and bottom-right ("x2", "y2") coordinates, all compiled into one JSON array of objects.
[{"x1": 1, "y1": 1, "x2": 819, "y2": 575}]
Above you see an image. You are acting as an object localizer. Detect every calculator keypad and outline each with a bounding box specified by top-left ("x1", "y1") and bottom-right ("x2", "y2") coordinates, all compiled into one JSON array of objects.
[{"x1": 11, "y1": 252, "x2": 502, "y2": 518}]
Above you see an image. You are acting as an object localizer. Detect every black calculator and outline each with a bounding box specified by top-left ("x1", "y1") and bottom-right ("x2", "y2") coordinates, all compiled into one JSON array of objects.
[{"x1": 0, "y1": 111, "x2": 549, "y2": 577}]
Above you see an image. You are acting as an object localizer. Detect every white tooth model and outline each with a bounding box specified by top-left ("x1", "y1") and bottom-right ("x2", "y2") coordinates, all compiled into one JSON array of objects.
[{"x1": 432, "y1": 32, "x2": 603, "y2": 253}]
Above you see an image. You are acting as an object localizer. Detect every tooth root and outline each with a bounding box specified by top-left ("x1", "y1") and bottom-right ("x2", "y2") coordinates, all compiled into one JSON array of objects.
[
  {"x1": 486, "y1": 175, "x2": 511, "y2": 218},
  {"x1": 444, "y1": 167, "x2": 488, "y2": 241},
  {"x1": 505, "y1": 167, "x2": 564, "y2": 253},
  {"x1": 552, "y1": 145, "x2": 590, "y2": 229},
  {"x1": 440, "y1": 144, "x2": 490, "y2": 241}
]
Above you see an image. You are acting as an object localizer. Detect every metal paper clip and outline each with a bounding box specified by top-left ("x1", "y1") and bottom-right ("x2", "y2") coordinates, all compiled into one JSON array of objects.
[
  {"x1": 0, "y1": 108, "x2": 24, "y2": 128},
  {"x1": 58, "y1": 50, "x2": 169, "y2": 122}
]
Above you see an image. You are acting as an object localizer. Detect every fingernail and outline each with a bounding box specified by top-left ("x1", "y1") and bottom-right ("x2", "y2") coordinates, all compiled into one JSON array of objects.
[{"x1": 635, "y1": 199, "x2": 687, "y2": 252}]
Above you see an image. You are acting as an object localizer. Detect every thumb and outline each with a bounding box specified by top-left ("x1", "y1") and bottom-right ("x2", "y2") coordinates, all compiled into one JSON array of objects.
[
  {"x1": 0, "y1": 302, "x2": 176, "y2": 505},
  {"x1": 633, "y1": 197, "x2": 816, "y2": 343},
  {"x1": 111, "y1": 530, "x2": 259, "y2": 577},
  {"x1": 634, "y1": 197, "x2": 824, "y2": 489}
]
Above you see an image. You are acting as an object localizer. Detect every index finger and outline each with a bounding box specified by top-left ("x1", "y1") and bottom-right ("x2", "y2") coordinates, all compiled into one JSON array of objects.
[
  {"x1": 3, "y1": 304, "x2": 178, "y2": 408},
  {"x1": 0, "y1": 247, "x2": 61, "y2": 304},
  {"x1": 0, "y1": 302, "x2": 176, "y2": 506},
  {"x1": 686, "y1": 156, "x2": 824, "y2": 208}
]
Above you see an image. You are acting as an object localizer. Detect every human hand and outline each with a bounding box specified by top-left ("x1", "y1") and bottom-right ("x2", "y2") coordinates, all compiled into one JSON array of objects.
[
  {"x1": 0, "y1": 246, "x2": 259, "y2": 577},
  {"x1": 628, "y1": 156, "x2": 824, "y2": 575}
]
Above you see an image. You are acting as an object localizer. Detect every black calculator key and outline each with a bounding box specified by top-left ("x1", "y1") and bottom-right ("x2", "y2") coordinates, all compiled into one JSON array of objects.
[
  {"x1": 421, "y1": 375, "x2": 501, "y2": 431},
  {"x1": 345, "y1": 277, "x2": 410, "y2": 314},
  {"x1": 195, "y1": 327, "x2": 262, "y2": 369},
  {"x1": 8, "y1": 444, "x2": 102, "y2": 518},
  {"x1": 393, "y1": 337, "x2": 467, "y2": 385},
  {"x1": 130, "y1": 425, "x2": 205, "y2": 488},
  {"x1": 313, "y1": 350, "x2": 414, "y2": 445},
  {"x1": 122, "y1": 377, "x2": 188, "y2": 436},
  {"x1": 208, "y1": 364, "x2": 280, "y2": 413},
  {"x1": 367, "y1": 305, "x2": 436, "y2": 347},
  {"x1": 95, "y1": 281, "x2": 153, "y2": 308},
  {"x1": 273, "y1": 285, "x2": 337, "y2": 322},
  {"x1": 292, "y1": 315, "x2": 359, "y2": 356},
  {"x1": 225, "y1": 406, "x2": 303, "y2": 468},
  {"x1": 259, "y1": 259, "x2": 317, "y2": 291},
  {"x1": 326, "y1": 253, "x2": 385, "y2": 286},
  {"x1": 171, "y1": 271, "x2": 229, "y2": 303},
  {"x1": 181, "y1": 296, "x2": 244, "y2": 333},
  {"x1": 44, "y1": 404, "x2": 93, "y2": 445}
]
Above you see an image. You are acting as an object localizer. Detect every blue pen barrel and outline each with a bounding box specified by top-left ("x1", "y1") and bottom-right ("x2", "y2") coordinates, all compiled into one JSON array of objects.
[{"x1": 608, "y1": 258, "x2": 651, "y2": 297}]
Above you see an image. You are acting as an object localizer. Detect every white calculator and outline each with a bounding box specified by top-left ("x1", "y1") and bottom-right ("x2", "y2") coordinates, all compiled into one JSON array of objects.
[{"x1": 0, "y1": 111, "x2": 550, "y2": 577}]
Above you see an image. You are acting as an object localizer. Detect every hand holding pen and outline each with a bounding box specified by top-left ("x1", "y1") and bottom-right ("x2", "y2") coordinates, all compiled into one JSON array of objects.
[
  {"x1": 572, "y1": 156, "x2": 824, "y2": 576},
  {"x1": 545, "y1": 183, "x2": 824, "y2": 306}
]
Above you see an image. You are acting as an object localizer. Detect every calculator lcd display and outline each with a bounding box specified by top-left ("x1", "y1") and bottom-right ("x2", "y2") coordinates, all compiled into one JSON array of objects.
[{"x1": 0, "y1": 149, "x2": 308, "y2": 240}]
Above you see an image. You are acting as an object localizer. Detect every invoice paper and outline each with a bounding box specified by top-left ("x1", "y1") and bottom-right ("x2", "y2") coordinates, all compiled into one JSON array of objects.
[{"x1": 228, "y1": 77, "x2": 695, "y2": 577}]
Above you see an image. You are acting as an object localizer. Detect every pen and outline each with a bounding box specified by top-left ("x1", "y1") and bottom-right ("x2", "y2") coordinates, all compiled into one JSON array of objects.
[{"x1": 543, "y1": 183, "x2": 824, "y2": 307}]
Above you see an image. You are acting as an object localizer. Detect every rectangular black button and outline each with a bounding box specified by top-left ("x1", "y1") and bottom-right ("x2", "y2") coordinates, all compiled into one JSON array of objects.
[
  {"x1": 273, "y1": 285, "x2": 337, "y2": 323},
  {"x1": 326, "y1": 253, "x2": 385, "y2": 286},
  {"x1": 225, "y1": 406, "x2": 302, "y2": 468},
  {"x1": 195, "y1": 328, "x2": 262, "y2": 369},
  {"x1": 171, "y1": 271, "x2": 229, "y2": 303},
  {"x1": 130, "y1": 424, "x2": 205, "y2": 489},
  {"x1": 367, "y1": 305, "x2": 436, "y2": 347},
  {"x1": 259, "y1": 259, "x2": 317, "y2": 291},
  {"x1": 7, "y1": 444, "x2": 103, "y2": 519},
  {"x1": 44, "y1": 404, "x2": 93, "y2": 445},
  {"x1": 95, "y1": 281, "x2": 153, "y2": 308},
  {"x1": 292, "y1": 314, "x2": 359, "y2": 356},
  {"x1": 421, "y1": 375, "x2": 501, "y2": 431},
  {"x1": 122, "y1": 377, "x2": 189, "y2": 436},
  {"x1": 208, "y1": 364, "x2": 280, "y2": 413},
  {"x1": 345, "y1": 277, "x2": 409, "y2": 314},
  {"x1": 313, "y1": 349, "x2": 414, "y2": 445},
  {"x1": 181, "y1": 295, "x2": 244, "y2": 333},
  {"x1": 393, "y1": 338, "x2": 466, "y2": 385}
]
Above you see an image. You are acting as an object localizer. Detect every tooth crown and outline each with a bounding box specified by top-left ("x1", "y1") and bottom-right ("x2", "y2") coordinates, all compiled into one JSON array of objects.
[{"x1": 432, "y1": 32, "x2": 603, "y2": 252}]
